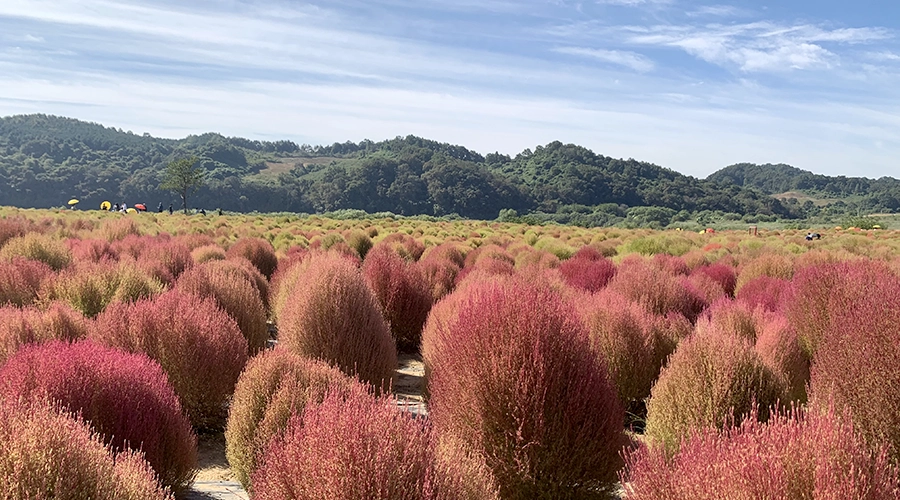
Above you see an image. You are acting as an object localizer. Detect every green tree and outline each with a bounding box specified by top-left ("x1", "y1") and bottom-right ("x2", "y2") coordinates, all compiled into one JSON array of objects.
[{"x1": 160, "y1": 156, "x2": 205, "y2": 214}]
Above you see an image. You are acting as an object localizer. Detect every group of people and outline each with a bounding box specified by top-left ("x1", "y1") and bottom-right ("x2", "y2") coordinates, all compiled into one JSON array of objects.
[{"x1": 108, "y1": 202, "x2": 216, "y2": 216}]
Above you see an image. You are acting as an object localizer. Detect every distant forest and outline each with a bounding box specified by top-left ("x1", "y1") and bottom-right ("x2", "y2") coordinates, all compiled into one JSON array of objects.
[{"x1": 0, "y1": 114, "x2": 895, "y2": 227}]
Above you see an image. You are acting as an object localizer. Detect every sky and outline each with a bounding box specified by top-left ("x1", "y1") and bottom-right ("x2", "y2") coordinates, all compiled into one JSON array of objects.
[{"x1": 1, "y1": 0, "x2": 899, "y2": 179}]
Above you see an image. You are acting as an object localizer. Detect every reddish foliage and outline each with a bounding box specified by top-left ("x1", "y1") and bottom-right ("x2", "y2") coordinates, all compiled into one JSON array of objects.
[
  {"x1": 0, "y1": 340, "x2": 198, "y2": 493},
  {"x1": 227, "y1": 237, "x2": 279, "y2": 279},
  {"x1": 426, "y1": 276, "x2": 624, "y2": 498},
  {"x1": 68, "y1": 238, "x2": 119, "y2": 263},
  {"x1": 0, "y1": 301, "x2": 88, "y2": 365},
  {"x1": 91, "y1": 290, "x2": 249, "y2": 430},
  {"x1": 0, "y1": 216, "x2": 34, "y2": 249},
  {"x1": 651, "y1": 254, "x2": 690, "y2": 276},
  {"x1": 805, "y1": 260, "x2": 900, "y2": 461},
  {"x1": 277, "y1": 252, "x2": 396, "y2": 391},
  {"x1": 755, "y1": 314, "x2": 809, "y2": 404},
  {"x1": 176, "y1": 264, "x2": 268, "y2": 354},
  {"x1": 694, "y1": 298, "x2": 762, "y2": 343},
  {"x1": 252, "y1": 384, "x2": 497, "y2": 500},
  {"x1": 417, "y1": 256, "x2": 460, "y2": 302},
  {"x1": 735, "y1": 275, "x2": 791, "y2": 312},
  {"x1": 558, "y1": 252, "x2": 616, "y2": 293},
  {"x1": 225, "y1": 350, "x2": 355, "y2": 489},
  {"x1": 207, "y1": 257, "x2": 271, "y2": 311},
  {"x1": 363, "y1": 246, "x2": 433, "y2": 352},
  {"x1": 622, "y1": 407, "x2": 900, "y2": 500},
  {"x1": 0, "y1": 257, "x2": 53, "y2": 306},
  {"x1": 0, "y1": 398, "x2": 174, "y2": 499},
  {"x1": 692, "y1": 262, "x2": 737, "y2": 296},
  {"x1": 375, "y1": 233, "x2": 426, "y2": 261},
  {"x1": 608, "y1": 259, "x2": 708, "y2": 322}
]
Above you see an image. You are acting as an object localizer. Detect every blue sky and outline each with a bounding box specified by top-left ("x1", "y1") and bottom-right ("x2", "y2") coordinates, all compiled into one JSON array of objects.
[{"x1": 1, "y1": 0, "x2": 898, "y2": 178}]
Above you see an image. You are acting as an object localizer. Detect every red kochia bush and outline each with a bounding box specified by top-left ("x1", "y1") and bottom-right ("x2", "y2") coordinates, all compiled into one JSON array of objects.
[
  {"x1": 0, "y1": 257, "x2": 53, "y2": 306},
  {"x1": 806, "y1": 260, "x2": 900, "y2": 461},
  {"x1": 558, "y1": 248, "x2": 616, "y2": 293},
  {"x1": 252, "y1": 384, "x2": 497, "y2": 500},
  {"x1": 622, "y1": 407, "x2": 900, "y2": 500},
  {"x1": 227, "y1": 237, "x2": 278, "y2": 279},
  {"x1": 0, "y1": 341, "x2": 198, "y2": 493},
  {"x1": 277, "y1": 253, "x2": 396, "y2": 391},
  {"x1": 692, "y1": 262, "x2": 737, "y2": 297},
  {"x1": 644, "y1": 330, "x2": 787, "y2": 451},
  {"x1": 755, "y1": 314, "x2": 809, "y2": 404},
  {"x1": 0, "y1": 301, "x2": 88, "y2": 364},
  {"x1": 735, "y1": 275, "x2": 791, "y2": 312},
  {"x1": 176, "y1": 264, "x2": 268, "y2": 354},
  {"x1": 207, "y1": 257, "x2": 271, "y2": 311},
  {"x1": 91, "y1": 290, "x2": 249, "y2": 430},
  {"x1": 608, "y1": 259, "x2": 707, "y2": 322},
  {"x1": 426, "y1": 276, "x2": 624, "y2": 498},
  {"x1": 363, "y1": 246, "x2": 433, "y2": 352},
  {"x1": 225, "y1": 350, "x2": 354, "y2": 489},
  {"x1": 0, "y1": 399, "x2": 173, "y2": 499}
]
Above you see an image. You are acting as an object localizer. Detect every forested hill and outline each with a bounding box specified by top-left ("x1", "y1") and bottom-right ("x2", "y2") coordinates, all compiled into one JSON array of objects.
[
  {"x1": 0, "y1": 114, "x2": 796, "y2": 224},
  {"x1": 708, "y1": 163, "x2": 900, "y2": 212}
]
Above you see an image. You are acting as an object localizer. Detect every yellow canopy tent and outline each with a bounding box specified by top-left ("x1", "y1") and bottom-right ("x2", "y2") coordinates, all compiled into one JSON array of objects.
[
  {"x1": 100, "y1": 201, "x2": 111, "y2": 210},
  {"x1": 126, "y1": 208, "x2": 138, "y2": 214},
  {"x1": 68, "y1": 199, "x2": 80, "y2": 206}
]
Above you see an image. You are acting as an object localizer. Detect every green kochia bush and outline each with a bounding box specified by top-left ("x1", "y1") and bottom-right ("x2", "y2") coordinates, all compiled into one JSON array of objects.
[
  {"x1": 0, "y1": 301, "x2": 88, "y2": 365},
  {"x1": 622, "y1": 407, "x2": 900, "y2": 499},
  {"x1": 225, "y1": 350, "x2": 354, "y2": 490},
  {"x1": 91, "y1": 290, "x2": 249, "y2": 430},
  {"x1": 0, "y1": 398, "x2": 173, "y2": 499},
  {"x1": 644, "y1": 329, "x2": 787, "y2": 452},
  {"x1": 426, "y1": 276, "x2": 625, "y2": 499},
  {"x1": 0, "y1": 340, "x2": 198, "y2": 493},
  {"x1": 277, "y1": 252, "x2": 396, "y2": 391}
]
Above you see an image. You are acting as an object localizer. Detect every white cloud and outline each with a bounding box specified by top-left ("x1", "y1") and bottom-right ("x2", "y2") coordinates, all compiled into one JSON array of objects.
[{"x1": 555, "y1": 47, "x2": 655, "y2": 72}]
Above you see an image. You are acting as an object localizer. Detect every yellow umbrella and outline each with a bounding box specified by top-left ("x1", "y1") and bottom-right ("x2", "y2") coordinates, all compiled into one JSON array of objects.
[
  {"x1": 126, "y1": 208, "x2": 137, "y2": 214},
  {"x1": 100, "y1": 201, "x2": 111, "y2": 210},
  {"x1": 68, "y1": 199, "x2": 80, "y2": 206}
]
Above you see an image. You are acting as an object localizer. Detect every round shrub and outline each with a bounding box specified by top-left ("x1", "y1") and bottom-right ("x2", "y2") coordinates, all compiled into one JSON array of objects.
[
  {"x1": 0, "y1": 257, "x2": 52, "y2": 306},
  {"x1": 135, "y1": 237, "x2": 194, "y2": 285},
  {"x1": 558, "y1": 248, "x2": 616, "y2": 293},
  {"x1": 225, "y1": 350, "x2": 354, "y2": 489},
  {"x1": 644, "y1": 330, "x2": 787, "y2": 451},
  {"x1": 0, "y1": 399, "x2": 173, "y2": 499},
  {"x1": 227, "y1": 237, "x2": 278, "y2": 279},
  {"x1": 575, "y1": 290, "x2": 660, "y2": 405},
  {"x1": 0, "y1": 232, "x2": 72, "y2": 270},
  {"x1": 191, "y1": 244, "x2": 227, "y2": 263},
  {"x1": 691, "y1": 262, "x2": 736, "y2": 296},
  {"x1": 277, "y1": 253, "x2": 396, "y2": 391},
  {"x1": 622, "y1": 407, "x2": 900, "y2": 500},
  {"x1": 0, "y1": 301, "x2": 87, "y2": 365},
  {"x1": 375, "y1": 232, "x2": 426, "y2": 261},
  {"x1": 418, "y1": 256, "x2": 460, "y2": 302},
  {"x1": 176, "y1": 264, "x2": 268, "y2": 355},
  {"x1": 734, "y1": 252, "x2": 793, "y2": 294},
  {"x1": 100, "y1": 216, "x2": 142, "y2": 241},
  {"x1": 363, "y1": 246, "x2": 433, "y2": 352},
  {"x1": 68, "y1": 238, "x2": 119, "y2": 263},
  {"x1": 91, "y1": 290, "x2": 249, "y2": 430},
  {"x1": 345, "y1": 229, "x2": 373, "y2": 260},
  {"x1": 607, "y1": 258, "x2": 707, "y2": 322},
  {"x1": 807, "y1": 261, "x2": 900, "y2": 461},
  {"x1": 207, "y1": 257, "x2": 270, "y2": 311},
  {"x1": 252, "y1": 383, "x2": 496, "y2": 500},
  {"x1": 755, "y1": 314, "x2": 809, "y2": 404},
  {"x1": 0, "y1": 340, "x2": 198, "y2": 493},
  {"x1": 735, "y1": 275, "x2": 790, "y2": 312},
  {"x1": 0, "y1": 215, "x2": 33, "y2": 249},
  {"x1": 694, "y1": 298, "x2": 761, "y2": 343},
  {"x1": 40, "y1": 260, "x2": 164, "y2": 318},
  {"x1": 426, "y1": 276, "x2": 624, "y2": 499}
]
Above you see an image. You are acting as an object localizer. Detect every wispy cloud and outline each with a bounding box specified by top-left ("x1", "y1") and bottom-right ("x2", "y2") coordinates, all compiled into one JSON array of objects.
[{"x1": 555, "y1": 47, "x2": 655, "y2": 72}]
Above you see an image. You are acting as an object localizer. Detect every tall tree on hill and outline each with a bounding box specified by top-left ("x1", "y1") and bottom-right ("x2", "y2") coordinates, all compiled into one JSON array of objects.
[{"x1": 160, "y1": 156, "x2": 205, "y2": 214}]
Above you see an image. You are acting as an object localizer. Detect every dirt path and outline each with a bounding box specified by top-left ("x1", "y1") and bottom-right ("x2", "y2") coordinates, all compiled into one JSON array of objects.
[{"x1": 183, "y1": 354, "x2": 427, "y2": 499}]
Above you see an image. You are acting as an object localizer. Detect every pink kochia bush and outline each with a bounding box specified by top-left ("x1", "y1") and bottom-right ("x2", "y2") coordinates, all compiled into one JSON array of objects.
[
  {"x1": 621, "y1": 407, "x2": 900, "y2": 500},
  {"x1": 425, "y1": 276, "x2": 625, "y2": 499},
  {"x1": 227, "y1": 237, "x2": 279, "y2": 279},
  {"x1": 805, "y1": 260, "x2": 900, "y2": 461},
  {"x1": 176, "y1": 264, "x2": 269, "y2": 355},
  {"x1": 277, "y1": 253, "x2": 396, "y2": 391},
  {"x1": 0, "y1": 257, "x2": 53, "y2": 306},
  {"x1": 607, "y1": 258, "x2": 707, "y2": 322},
  {"x1": 225, "y1": 350, "x2": 354, "y2": 490},
  {"x1": 252, "y1": 383, "x2": 498, "y2": 500},
  {"x1": 91, "y1": 290, "x2": 249, "y2": 430},
  {"x1": 0, "y1": 341, "x2": 198, "y2": 493},
  {"x1": 0, "y1": 301, "x2": 88, "y2": 365},
  {"x1": 0, "y1": 398, "x2": 173, "y2": 499},
  {"x1": 644, "y1": 329, "x2": 787, "y2": 451},
  {"x1": 362, "y1": 245, "x2": 433, "y2": 352},
  {"x1": 558, "y1": 246, "x2": 617, "y2": 293},
  {"x1": 735, "y1": 275, "x2": 791, "y2": 312}
]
